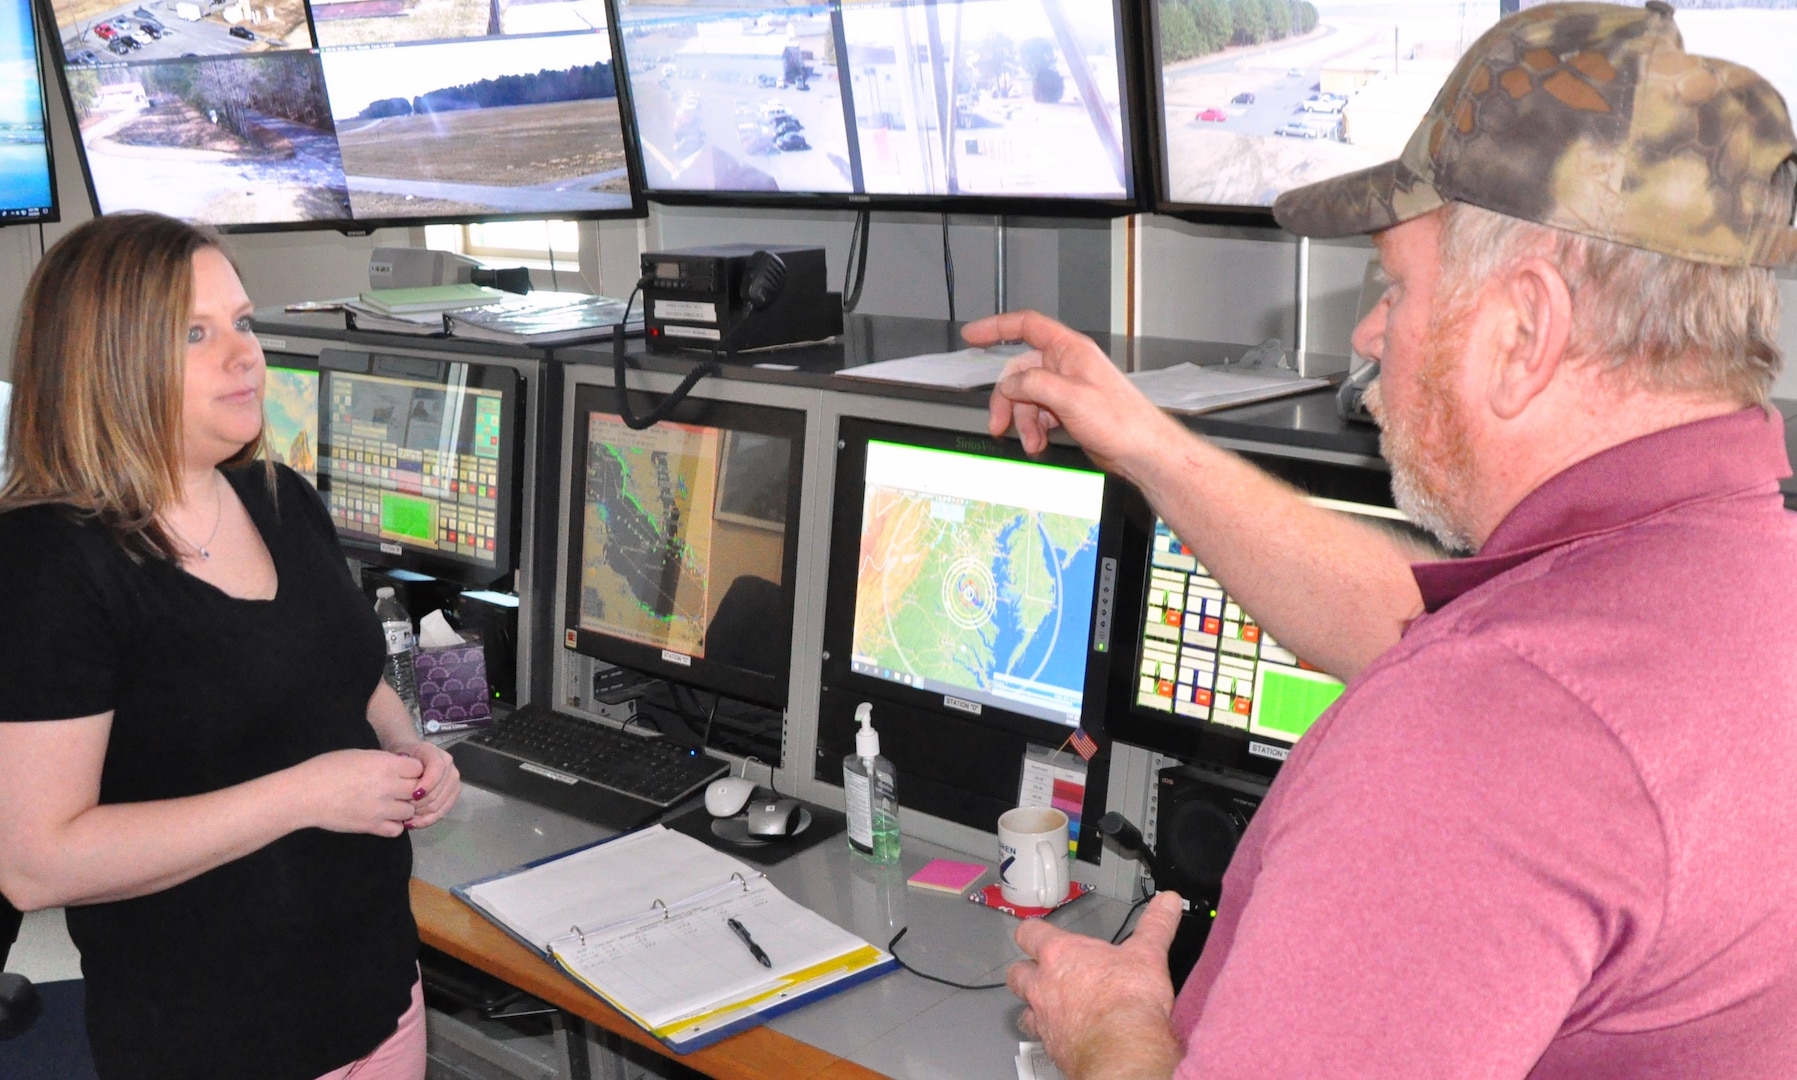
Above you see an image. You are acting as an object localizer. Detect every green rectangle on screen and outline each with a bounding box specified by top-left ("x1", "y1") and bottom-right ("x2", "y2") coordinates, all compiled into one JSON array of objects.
[
  {"x1": 1257, "y1": 667, "x2": 1344, "y2": 738},
  {"x1": 381, "y1": 492, "x2": 434, "y2": 543}
]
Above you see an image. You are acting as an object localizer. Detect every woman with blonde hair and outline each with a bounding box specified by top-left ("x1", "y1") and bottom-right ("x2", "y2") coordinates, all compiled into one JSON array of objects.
[{"x1": 0, "y1": 212, "x2": 459, "y2": 1079}]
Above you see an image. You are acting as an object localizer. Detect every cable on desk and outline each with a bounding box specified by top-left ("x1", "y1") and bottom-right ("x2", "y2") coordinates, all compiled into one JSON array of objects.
[
  {"x1": 842, "y1": 209, "x2": 872, "y2": 313},
  {"x1": 940, "y1": 214, "x2": 956, "y2": 323},
  {"x1": 887, "y1": 927, "x2": 1007, "y2": 991},
  {"x1": 1110, "y1": 895, "x2": 1152, "y2": 945},
  {"x1": 611, "y1": 280, "x2": 718, "y2": 431}
]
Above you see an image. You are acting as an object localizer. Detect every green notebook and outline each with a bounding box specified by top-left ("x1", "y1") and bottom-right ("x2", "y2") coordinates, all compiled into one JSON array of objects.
[{"x1": 357, "y1": 283, "x2": 506, "y2": 314}]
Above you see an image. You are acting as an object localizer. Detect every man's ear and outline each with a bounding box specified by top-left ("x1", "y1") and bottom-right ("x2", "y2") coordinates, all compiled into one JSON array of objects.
[{"x1": 1486, "y1": 257, "x2": 1573, "y2": 420}]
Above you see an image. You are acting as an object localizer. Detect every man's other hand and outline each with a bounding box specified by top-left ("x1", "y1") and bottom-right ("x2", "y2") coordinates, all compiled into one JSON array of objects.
[{"x1": 1008, "y1": 890, "x2": 1186, "y2": 1079}]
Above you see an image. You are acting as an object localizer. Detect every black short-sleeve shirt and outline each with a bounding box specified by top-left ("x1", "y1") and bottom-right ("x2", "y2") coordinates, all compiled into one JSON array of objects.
[{"x1": 0, "y1": 465, "x2": 416, "y2": 1080}]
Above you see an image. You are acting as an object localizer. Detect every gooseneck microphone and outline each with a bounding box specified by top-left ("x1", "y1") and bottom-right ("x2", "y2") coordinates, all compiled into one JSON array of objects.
[{"x1": 1096, "y1": 811, "x2": 1174, "y2": 892}]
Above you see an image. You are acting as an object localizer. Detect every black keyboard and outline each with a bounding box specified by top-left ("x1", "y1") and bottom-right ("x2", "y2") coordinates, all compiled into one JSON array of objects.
[{"x1": 449, "y1": 703, "x2": 729, "y2": 831}]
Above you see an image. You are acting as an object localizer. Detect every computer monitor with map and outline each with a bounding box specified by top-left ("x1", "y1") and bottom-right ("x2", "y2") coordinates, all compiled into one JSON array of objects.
[
  {"x1": 315, "y1": 348, "x2": 524, "y2": 588},
  {"x1": 815, "y1": 417, "x2": 1138, "y2": 853},
  {"x1": 561, "y1": 385, "x2": 807, "y2": 711},
  {"x1": 261, "y1": 352, "x2": 319, "y2": 486}
]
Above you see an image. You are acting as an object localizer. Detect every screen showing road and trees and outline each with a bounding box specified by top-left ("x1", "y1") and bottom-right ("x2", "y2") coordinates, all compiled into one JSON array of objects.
[
  {"x1": 850, "y1": 439, "x2": 1104, "y2": 727},
  {"x1": 44, "y1": 0, "x2": 635, "y2": 227},
  {"x1": 1155, "y1": 0, "x2": 1797, "y2": 212}
]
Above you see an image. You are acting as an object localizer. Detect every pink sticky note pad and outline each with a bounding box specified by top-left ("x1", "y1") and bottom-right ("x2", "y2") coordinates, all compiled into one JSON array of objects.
[{"x1": 907, "y1": 858, "x2": 989, "y2": 895}]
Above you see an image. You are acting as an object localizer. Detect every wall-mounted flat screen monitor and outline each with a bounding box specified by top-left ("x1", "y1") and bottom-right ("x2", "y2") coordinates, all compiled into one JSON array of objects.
[
  {"x1": 1148, "y1": 0, "x2": 1506, "y2": 220},
  {"x1": 316, "y1": 348, "x2": 524, "y2": 587},
  {"x1": 561, "y1": 385, "x2": 807, "y2": 710},
  {"x1": 615, "y1": 0, "x2": 1144, "y2": 214},
  {"x1": 43, "y1": 0, "x2": 644, "y2": 231},
  {"x1": 814, "y1": 417, "x2": 1139, "y2": 856},
  {"x1": 1, "y1": 0, "x2": 60, "y2": 226}
]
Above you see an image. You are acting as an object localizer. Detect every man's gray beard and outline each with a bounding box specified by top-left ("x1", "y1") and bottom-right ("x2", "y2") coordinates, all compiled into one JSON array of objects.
[{"x1": 1383, "y1": 442, "x2": 1475, "y2": 555}]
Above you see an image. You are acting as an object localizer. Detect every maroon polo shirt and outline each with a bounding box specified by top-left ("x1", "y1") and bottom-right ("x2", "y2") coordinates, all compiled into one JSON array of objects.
[{"x1": 1169, "y1": 407, "x2": 1797, "y2": 1078}]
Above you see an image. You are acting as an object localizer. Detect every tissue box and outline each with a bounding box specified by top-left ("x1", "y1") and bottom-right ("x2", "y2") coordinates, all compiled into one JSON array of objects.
[{"x1": 412, "y1": 629, "x2": 493, "y2": 734}]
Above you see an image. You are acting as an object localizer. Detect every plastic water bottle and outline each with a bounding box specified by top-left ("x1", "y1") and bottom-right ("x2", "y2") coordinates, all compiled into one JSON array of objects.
[{"x1": 374, "y1": 587, "x2": 423, "y2": 735}]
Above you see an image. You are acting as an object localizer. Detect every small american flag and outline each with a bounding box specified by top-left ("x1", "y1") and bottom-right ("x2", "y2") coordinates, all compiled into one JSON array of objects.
[{"x1": 1066, "y1": 726, "x2": 1099, "y2": 761}]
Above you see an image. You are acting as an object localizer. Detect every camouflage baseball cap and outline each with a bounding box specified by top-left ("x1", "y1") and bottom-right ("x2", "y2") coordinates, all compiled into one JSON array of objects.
[{"x1": 1273, "y1": 1, "x2": 1797, "y2": 268}]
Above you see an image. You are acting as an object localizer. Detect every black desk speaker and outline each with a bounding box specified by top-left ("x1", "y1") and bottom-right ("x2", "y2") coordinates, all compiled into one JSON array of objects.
[
  {"x1": 1155, "y1": 763, "x2": 1266, "y2": 984},
  {"x1": 1154, "y1": 764, "x2": 1266, "y2": 901}
]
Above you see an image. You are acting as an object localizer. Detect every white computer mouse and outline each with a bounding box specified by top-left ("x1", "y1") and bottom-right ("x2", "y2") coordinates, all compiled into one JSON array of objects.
[{"x1": 705, "y1": 776, "x2": 757, "y2": 818}]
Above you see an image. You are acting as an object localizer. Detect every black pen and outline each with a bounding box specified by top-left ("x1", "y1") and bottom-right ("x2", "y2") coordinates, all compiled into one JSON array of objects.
[{"x1": 727, "y1": 917, "x2": 771, "y2": 968}]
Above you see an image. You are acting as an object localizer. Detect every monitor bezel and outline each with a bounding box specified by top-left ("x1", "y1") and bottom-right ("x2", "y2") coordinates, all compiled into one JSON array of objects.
[
  {"x1": 561, "y1": 383, "x2": 808, "y2": 711},
  {"x1": 819, "y1": 415, "x2": 1138, "y2": 749},
  {"x1": 619, "y1": 0, "x2": 1152, "y2": 218},
  {"x1": 41, "y1": 14, "x2": 648, "y2": 235},
  {"x1": 315, "y1": 348, "x2": 525, "y2": 588},
  {"x1": 3, "y1": 0, "x2": 62, "y2": 228}
]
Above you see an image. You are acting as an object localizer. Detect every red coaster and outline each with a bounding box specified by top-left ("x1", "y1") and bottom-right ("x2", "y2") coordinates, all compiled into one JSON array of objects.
[{"x1": 969, "y1": 881, "x2": 1093, "y2": 919}]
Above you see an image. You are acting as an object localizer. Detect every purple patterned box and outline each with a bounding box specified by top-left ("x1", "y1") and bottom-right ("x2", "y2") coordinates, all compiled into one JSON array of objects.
[{"x1": 411, "y1": 629, "x2": 493, "y2": 734}]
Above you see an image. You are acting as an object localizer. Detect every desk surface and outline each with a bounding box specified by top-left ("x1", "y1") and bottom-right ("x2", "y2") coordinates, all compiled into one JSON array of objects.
[{"x1": 411, "y1": 782, "x2": 1133, "y2": 1080}]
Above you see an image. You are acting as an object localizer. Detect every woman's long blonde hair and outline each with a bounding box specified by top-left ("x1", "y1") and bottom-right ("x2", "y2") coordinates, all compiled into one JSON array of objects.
[{"x1": 2, "y1": 212, "x2": 267, "y2": 560}]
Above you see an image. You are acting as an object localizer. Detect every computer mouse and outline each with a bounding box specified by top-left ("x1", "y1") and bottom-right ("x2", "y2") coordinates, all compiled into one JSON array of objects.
[
  {"x1": 745, "y1": 797, "x2": 803, "y2": 838},
  {"x1": 705, "y1": 776, "x2": 757, "y2": 818}
]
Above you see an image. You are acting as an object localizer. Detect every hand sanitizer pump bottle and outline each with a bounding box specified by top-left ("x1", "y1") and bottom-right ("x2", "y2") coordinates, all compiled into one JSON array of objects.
[{"x1": 844, "y1": 702, "x2": 900, "y2": 864}]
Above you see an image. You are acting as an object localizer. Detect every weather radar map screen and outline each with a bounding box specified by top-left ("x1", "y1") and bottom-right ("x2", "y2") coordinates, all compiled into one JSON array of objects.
[
  {"x1": 849, "y1": 438, "x2": 1105, "y2": 728},
  {"x1": 575, "y1": 415, "x2": 725, "y2": 657}
]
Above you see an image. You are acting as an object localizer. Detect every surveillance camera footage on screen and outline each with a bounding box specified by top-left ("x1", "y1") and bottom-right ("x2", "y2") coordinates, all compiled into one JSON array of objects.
[
  {"x1": 44, "y1": 0, "x2": 639, "y2": 229},
  {"x1": 617, "y1": 0, "x2": 1135, "y2": 204},
  {"x1": 1155, "y1": 0, "x2": 1797, "y2": 214}
]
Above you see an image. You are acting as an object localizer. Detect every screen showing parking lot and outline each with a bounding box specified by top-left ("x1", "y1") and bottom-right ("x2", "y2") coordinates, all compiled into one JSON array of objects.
[
  {"x1": 1153, "y1": 0, "x2": 1502, "y2": 213},
  {"x1": 43, "y1": 0, "x2": 643, "y2": 230}
]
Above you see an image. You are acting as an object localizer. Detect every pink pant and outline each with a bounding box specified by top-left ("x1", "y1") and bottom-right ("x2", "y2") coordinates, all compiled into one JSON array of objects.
[{"x1": 313, "y1": 974, "x2": 427, "y2": 1080}]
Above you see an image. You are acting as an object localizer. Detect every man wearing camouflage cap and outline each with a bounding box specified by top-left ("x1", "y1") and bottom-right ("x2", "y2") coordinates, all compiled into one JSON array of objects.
[{"x1": 978, "y1": 3, "x2": 1797, "y2": 1076}]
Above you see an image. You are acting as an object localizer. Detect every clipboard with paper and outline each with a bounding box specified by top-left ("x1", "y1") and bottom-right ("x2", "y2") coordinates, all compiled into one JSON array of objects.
[{"x1": 454, "y1": 825, "x2": 896, "y2": 1053}]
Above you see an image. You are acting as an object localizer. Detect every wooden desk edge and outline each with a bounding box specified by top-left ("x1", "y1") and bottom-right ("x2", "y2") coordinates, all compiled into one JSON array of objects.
[{"x1": 411, "y1": 878, "x2": 890, "y2": 1080}]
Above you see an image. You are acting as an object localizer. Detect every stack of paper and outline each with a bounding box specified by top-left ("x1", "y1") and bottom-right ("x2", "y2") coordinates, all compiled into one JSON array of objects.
[
  {"x1": 456, "y1": 825, "x2": 895, "y2": 1053},
  {"x1": 445, "y1": 291, "x2": 640, "y2": 346},
  {"x1": 1127, "y1": 363, "x2": 1330, "y2": 415},
  {"x1": 834, "y1": 343, "x2": 1032, "y2": 390}
]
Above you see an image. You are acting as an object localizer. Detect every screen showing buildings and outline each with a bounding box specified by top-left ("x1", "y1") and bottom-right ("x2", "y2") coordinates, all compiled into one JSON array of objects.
[
  {"x1": 572, "y1": 410, "x2": 793, "y2": 670},
  {"x1": 1134, "y1": 517, "x2": 1342, "y2": 745},
  {"x1": 1, "y1": 0, "x2": 57, "y2": 224},
  {"x1": 45, "y1": 0, "x2": 638, "y2": 229},
  {"x1": 320, "y1": 368, "x2": 506, "y2": 571},
  {"x1": 615, "y1": 0, "x2": 1134, "y2": 203},
  {"x1": 848, "y1": 438, "x2": 1105, "y2": 728},
  {"x1": 263, "y1": 364, "x2": 318, "y2": 485}
]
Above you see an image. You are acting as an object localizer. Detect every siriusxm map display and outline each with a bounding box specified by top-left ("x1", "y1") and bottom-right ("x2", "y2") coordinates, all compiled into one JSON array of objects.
[
  {"x1": 572, "y1": 409, "x2": 796, "y2": 666},
  {"x1": 1135, "y1": 518, "x2": 1343, "y2": 746},
  {"x1": 576, "y1": 415, "x2": 727, "y2": 657},
  {"x1": 1, "y1": 0, "x2": 57, "y2": 224},
  {"x1": 849, "y1": 439, "x2": 1105, "y2": 727}
]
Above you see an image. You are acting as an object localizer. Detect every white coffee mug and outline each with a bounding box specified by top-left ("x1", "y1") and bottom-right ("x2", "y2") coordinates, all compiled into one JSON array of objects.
[{"x1": 997, "y1": 806, "x2": 1071, "y2": 908}]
